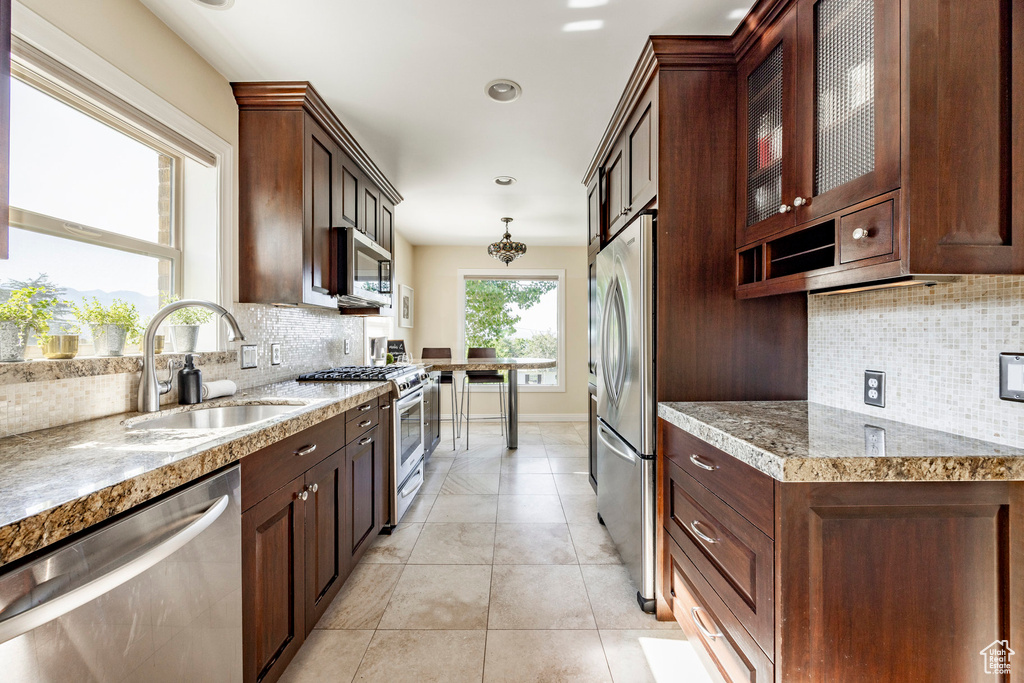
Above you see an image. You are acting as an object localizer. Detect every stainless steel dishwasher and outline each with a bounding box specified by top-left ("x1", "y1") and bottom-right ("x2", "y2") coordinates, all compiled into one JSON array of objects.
[{"x1": 0, "y1": 465, "x2": 242, "y2": 682}]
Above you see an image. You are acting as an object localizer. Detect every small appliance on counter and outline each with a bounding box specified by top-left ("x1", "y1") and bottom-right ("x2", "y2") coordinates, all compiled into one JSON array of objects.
[
  {"x1": 297, "y1": 365, "x2": 427, "y2": 525},
  {"x1": 369, "y1": 336, "x2": 388, "y2": 365},
  {"x1": 178, "y1": 354, "x2": 202, "y2": 405}
]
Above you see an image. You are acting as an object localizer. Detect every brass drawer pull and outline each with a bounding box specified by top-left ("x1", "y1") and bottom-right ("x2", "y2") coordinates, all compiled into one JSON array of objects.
[
  {"x1": 690, "y1": 520, "x2": 720, "y2": 544},
  {"x1": 689, "y1": 454, "x2": 718, "y2": 471},
  {"x1": 358, "y1": 404, "x2": 373, "y2": 412},
  {"x1": 359, "y1": 437, "x2": 373, "y2": 446},
  {"x1": 294, "y1": 444, "x2": 317, "y2": 457},
  {"x1": 691, "y1": 606, "x2": 723, "y2": 640},
  {"x1": 358, "y1": 419, "x2": 372, "y2": 428}
]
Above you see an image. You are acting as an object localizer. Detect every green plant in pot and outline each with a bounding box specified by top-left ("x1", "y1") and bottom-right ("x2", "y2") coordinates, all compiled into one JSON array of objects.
[
  {"x1": 162, "y1": 295, "x2": 213, "y2": 353},
  {"x1": 38, "y1": 319, "x2": 82, "y2": 360},
  {"x1": 74, "y1": 297, "x2": 141, "y2": 357},
  {"x1": 0, "y1": 287, "x2": 55, "y2": 362}
]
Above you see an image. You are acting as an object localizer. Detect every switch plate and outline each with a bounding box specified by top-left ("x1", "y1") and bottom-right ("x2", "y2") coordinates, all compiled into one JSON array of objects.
[
  {"x1": 240, "y1": 345, "x2": 258, "y2": 369},
  {"x1": 864, "y1": 425, "x2": 886, "y2": 457},
  {"x1": 271, "y1": 343, "x2": 282, "y2": 366},
  {"x1": 344, "y1": 339, "x2": 351, "y2": 354},
  {"x1": 864, "y1": 370, "x2": 885, "y2": 407},
  {"x1": 999, "y1": 353, "x2": 1024, "y2": 402}
]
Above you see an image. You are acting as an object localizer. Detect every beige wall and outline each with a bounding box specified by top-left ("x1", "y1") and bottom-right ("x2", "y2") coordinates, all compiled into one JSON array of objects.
[
  {"x1": 387, "y1": 230, "x2": 416, "y2": 350},
  {"x1": 411, "y1": 245, "x2": 588, "y2": 420}
]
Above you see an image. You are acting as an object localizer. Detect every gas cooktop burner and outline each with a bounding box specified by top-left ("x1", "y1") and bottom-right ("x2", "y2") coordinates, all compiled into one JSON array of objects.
[{"x1": 297, "y1": 366, "x2": 408, "y2": 382}]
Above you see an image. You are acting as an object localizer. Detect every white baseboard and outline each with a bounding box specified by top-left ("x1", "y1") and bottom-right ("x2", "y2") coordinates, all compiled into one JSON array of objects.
[{"x1": 439, "y1": 413, "x2": 586, "y2": 423}]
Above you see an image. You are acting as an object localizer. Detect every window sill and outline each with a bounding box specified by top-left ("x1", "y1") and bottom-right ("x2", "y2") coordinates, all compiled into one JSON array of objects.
[{"x1": 0, "y1": 350, "x2": 237, "y2": 387}]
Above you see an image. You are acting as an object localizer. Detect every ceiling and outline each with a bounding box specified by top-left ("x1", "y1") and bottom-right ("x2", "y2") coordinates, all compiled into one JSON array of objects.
[{"x1": 141, "y1": 0, "x2": 753, "y2": 246}]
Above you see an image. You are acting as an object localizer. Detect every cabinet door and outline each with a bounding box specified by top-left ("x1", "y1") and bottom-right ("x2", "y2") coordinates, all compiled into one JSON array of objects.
[
  {"x1": 794, "y1": 0, "x2": 900, "y2": 222},
  {"x1": 587, "y1": 175, "x2": 601, "y2": 253},
  {"x1": 347, "y1": 431, "x2": 383, "y2": 565},
  {"x1": 627, "y1": 85, "x2": 658, "y2": 216},
  {"x1": 737, "y1": 7, "x2": 800, "y2": 246},
  {"x1": 337, "y1": 156, "x2": 360, "y2": 228},
  {"x1": 380, "y1": 197, "x2": 394, "y2": 254},
  {"x1": 303, "y1": 447, "x2": 348, "y2": 635},
  {"x1": 305, "y1": 118, "x2": 337, "y2": 307},
  {"x1": 242, "y1": 476, "x2": 306, "y2": 683},
  {"x1": 378, "y1": 396, "x2": 393, "y2": 527},
  {"x1": 360, "y1": 181, "x2": 379, "y2": 242},
  {"x1": 588, "y1": 254, "x2": 598, "y2": 383},
  {"x1": 604, "y1": 139, "x2": 627, "y2": 239}
]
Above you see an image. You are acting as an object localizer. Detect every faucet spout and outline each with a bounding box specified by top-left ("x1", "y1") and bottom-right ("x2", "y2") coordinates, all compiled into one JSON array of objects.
[{"x1": 137, "y1": 300, "x2": 246, "y2": 413}]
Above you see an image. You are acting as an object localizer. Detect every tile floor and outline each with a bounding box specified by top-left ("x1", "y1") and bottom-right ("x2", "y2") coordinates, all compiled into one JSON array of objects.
[{"x1": 280, "y1": 422, "x2": 714, "y2": 683}]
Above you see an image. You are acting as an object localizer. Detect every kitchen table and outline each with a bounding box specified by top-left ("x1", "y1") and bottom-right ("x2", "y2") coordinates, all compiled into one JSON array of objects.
[{"x1": 413, "y1": 358, "x2": 556, "y2": 448}]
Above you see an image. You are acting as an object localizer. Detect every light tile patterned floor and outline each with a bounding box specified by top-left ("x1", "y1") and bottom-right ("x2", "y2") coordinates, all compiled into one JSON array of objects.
[{"x1": 280, "y1": 422, "x2": 713, "y2": 683}]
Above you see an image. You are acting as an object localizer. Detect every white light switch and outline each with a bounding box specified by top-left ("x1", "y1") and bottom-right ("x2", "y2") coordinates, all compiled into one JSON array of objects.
[{"x1": 999, "y1": 353, "x2": 1024, "y2": 401}]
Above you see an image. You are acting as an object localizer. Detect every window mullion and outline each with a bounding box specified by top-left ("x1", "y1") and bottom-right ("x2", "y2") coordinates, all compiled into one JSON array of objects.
[{"x1": 10, "y1": 207, "x2": 181, "y2": 261}]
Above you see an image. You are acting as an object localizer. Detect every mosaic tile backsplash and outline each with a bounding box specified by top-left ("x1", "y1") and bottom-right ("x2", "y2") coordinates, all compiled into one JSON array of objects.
[
  {"x1": 0, "y1": 304, "x2": 366, "y2": 436},
  {"x1": 808, "y1": 275, "x2": 1024, "y2": 448}
]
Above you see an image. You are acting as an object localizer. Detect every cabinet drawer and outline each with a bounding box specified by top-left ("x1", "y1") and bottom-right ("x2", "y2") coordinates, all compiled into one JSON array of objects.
[
  {"x1": 666, "y1": 462, "x2": 774, "y2": 654},
  {"x1": 346, "y1": 407, "x2": 379, "y2": 444},
  {"x1": 839, "y1": 199, "x2": 894, "y2": 264},
  {"x1": 661, "y1": 421, "x2": 774, "y2": 538},
  {"x1": 241, "y1": 414, "x2": 345, "y2": 511},
  {"x1": 668, "y1": 535, "x2": 773, "y2": 683},
  {"x1": 346, "y1": 399, "x2": 377, "y2": 420}
]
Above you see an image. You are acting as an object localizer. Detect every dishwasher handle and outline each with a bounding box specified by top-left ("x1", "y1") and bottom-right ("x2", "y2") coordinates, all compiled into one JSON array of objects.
[{"x1": 0, "y1": 494, "x2": 229, "y2": 645}]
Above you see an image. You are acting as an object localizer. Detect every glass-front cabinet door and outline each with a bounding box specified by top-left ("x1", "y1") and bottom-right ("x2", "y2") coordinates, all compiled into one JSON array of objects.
[
  {"x1": 737, "y1": 7, "x2": 800, "y2": 246},
  {"x1": 795, "y1": 0, "x2": 900, "y2": 222}
]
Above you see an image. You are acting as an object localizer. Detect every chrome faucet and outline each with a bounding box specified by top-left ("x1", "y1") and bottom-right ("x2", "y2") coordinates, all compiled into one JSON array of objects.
[{"x1": 137, "y1": 299, "x2": 246, "y2": 413}]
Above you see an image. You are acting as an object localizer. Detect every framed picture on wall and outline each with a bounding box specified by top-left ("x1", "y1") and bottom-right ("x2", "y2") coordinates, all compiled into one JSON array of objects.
[{"x1": 399, "y1": 284, "x2": 414, "y2": 328}]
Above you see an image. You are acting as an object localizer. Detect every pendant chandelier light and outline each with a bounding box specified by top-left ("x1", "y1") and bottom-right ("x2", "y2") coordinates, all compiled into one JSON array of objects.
[{"x1": 487, "y1": 217, "x2": 527, "y2": 266}]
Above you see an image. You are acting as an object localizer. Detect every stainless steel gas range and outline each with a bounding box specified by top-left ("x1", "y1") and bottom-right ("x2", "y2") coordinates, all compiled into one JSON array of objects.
[{"x1": 298, "y1": 364, "x2": 428, "y2": 525}]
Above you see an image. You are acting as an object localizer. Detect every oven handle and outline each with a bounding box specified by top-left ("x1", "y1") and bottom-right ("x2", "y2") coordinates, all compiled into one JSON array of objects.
[
  {"x1": 400, "y1": 469, "x2": 424, "y2": 498},
  {"x1": 0, "y1": 494, "x2": 228, "y2": 645},
  {"x1": 396, "y1": 389, "x2": 424, "y2": 411}
]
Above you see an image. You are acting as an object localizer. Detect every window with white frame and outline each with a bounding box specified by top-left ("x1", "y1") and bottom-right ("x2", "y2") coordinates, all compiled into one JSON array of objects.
[
  {"x1": 459, "y1": 269, "x2": 565, "y2": 390},
  {"x1": 0, "y1": 28, "x2": 229, "y2": 355}
]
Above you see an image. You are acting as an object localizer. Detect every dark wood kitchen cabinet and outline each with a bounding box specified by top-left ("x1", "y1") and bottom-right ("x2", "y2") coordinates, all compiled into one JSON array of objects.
[
  {"x1": 423, "y1": 371, "x2": 441, "y2": 458},
  {"x1": 588, "y1": 384, "x2": 597, "y2": 492},
  {"x1": 586, "y1": 174, "x2": 601, "y2": 255},
  {"x1": 659, "y1": 418, "x2": 1023, "y2": 683},
  {"x1": 734, "y1": 0, "x2": 1024, "y2": 296},
  {"x1": 241, "y1": 394, "x2": 392, "y2": 683},
  {"x1": 233, "y1": 82, "x2": 402, "y2": 308}
]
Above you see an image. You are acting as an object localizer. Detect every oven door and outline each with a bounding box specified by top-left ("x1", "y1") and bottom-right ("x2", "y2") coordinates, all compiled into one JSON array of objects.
[{"x1": 394, "y1": 389, "x2": 425, "y2": 487}]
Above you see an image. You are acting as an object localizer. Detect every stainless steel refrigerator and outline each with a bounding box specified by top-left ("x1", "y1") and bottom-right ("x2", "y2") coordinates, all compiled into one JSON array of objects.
[{"x1": 595, "y1": 210, "x2": 656, "y2": 613}]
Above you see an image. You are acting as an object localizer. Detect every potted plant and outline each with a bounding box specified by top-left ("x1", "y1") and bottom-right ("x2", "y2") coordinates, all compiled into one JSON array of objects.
[
  {"x1": 38, "y1": 320, "x2": 81, "y2": 360},
  {"x1": 74, "y1": 297, "x2": 141, "y2": 357},
  {"x1": 162, "y1": 295, "x2": 213, "y2": 353},
  {"x1": 0, "y1": 287, "x2": 55, "y2": 362}
]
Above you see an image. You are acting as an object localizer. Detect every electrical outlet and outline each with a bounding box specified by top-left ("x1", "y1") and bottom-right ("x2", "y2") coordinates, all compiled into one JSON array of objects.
[
  {"x1": 344, "y1": 339, "x2": 351, "y2": 354},
  {"x1": 864, "y1": 425, "x2": 886, "y2": 457},
  {"x1": 271, "y1": 343, "x2": 282, "y2": 366},
  {"x1": 999, "y1": 353, "x2": 1024, "y2": 401},
  {"x1": 240, "y1": 345, "x2": 258, "y2": 369},
  {"x1": 864, "y1": 370, "x2": 885, "y2": 407}
]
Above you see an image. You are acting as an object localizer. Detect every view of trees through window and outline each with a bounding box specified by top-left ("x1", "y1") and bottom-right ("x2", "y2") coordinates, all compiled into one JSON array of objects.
[{"x1": 464, "y1": 278, "x2": 559, "y2": 386}]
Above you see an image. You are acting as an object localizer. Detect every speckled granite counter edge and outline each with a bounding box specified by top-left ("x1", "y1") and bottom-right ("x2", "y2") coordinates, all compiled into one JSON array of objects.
[
  {"x1": 0, "y1": 383, "x2": 390, "y2": 567},
  {"x1": 657, "y1": 403, "x2": 1024, "y2": 483},
  {"x1": 0, "y1": 351, "x2": 238, "y2": 386}
]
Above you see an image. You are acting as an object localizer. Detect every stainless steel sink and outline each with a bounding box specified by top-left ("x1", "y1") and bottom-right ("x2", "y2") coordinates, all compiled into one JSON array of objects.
[{"x1": 127, "y1": 404, "x2": 302, "y2": 430}]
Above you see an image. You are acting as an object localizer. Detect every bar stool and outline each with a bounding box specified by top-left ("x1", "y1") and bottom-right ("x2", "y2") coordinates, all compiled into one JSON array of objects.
[
  {"x1": 461, "y1": 347, "x2": 507, "y2": 448},
  {"x1": 421, "y1": 347, "x2": 460, "y2": 450}
]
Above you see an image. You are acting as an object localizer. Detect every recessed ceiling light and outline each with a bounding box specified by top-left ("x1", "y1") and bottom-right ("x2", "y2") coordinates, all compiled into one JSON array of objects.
[
  {"x1": 562, "y1": 19, "x2": 604, "y2": 32},
  {"x1": 728, "y1": 8, "x2": 749, "y2": 20},
  {"x1": 568, "y1": 0, "x2": 608, "y2": 7},
  {"x1": 486, "y1": 79, "x2": 522, "y2": 103},
  {"x1": 191, "y1": 0, "x2": 235, "y2": 8},
  {"x1": 494, "y1": 176, "x2": 517, "y2": 186}
]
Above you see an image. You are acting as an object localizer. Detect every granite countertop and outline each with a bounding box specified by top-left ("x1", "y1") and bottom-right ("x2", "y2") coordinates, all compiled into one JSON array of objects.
[
  {"x1": 658, "y1": 401, "x2": 1024, "y2": 482},
  {"x1": 0, "y1": 379, "x2": 391, "y2": 567}
]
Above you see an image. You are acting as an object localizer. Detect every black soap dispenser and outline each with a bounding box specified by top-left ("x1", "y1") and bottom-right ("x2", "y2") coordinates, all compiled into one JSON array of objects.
[{"x1": 178, "y1": 354, "x2": 202, "y2": 405}]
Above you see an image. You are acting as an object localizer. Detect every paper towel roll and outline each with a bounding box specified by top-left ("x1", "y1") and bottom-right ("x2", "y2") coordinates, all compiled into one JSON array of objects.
[{"x1": 202, "y1": 379, "x2": 238, "y2": 400}]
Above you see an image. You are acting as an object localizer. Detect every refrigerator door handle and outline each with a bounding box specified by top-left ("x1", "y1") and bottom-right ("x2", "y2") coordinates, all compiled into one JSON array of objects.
[{"x1": 598, "y1": 426, "x2": 637, "y2": 464}]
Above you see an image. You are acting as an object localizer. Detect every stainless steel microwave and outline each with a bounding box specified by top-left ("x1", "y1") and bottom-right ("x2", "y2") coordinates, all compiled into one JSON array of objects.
[{"x1": 333, "y1": 227, "x2": 392, "y2": 309}]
